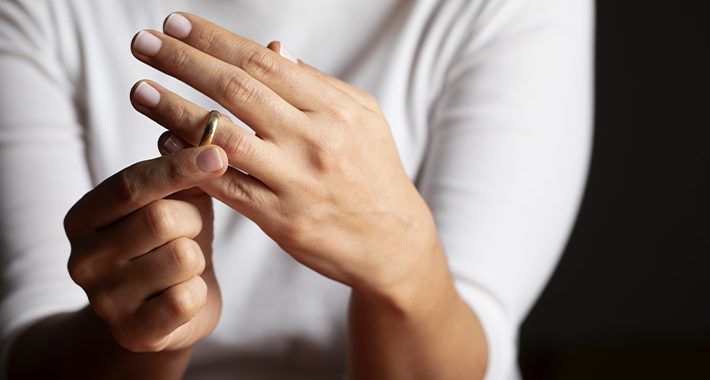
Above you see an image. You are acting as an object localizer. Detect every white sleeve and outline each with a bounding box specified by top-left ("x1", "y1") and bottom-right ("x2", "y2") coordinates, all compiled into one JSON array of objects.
[
  {"x1": 416, "y1": 1, "x2": 594, "y2": 379},
  {"x1": 0, "y1": 0, "x2": 89, "y2": 372}
]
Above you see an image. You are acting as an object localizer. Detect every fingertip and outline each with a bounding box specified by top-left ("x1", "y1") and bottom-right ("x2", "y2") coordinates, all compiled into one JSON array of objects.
[
  {"x1": 266, "y1": 40, "x2": 280, "y2": 53},
  {"x1": 132, "y1": 81, "x2": 161, "y2": 108},
  {"x1": 131, "y1": 29, "x2": 163, "y2": 58},
  {"x1": 157, "y1": 131, "x2": 171, "y2": 155},
  {"x1": 195, "y1": 145, "x2": 227, "y2": 174},
  {"x1": 267, "y1": 40, "x2": 298, "y2": 64},
  {"x1": 212, "y1": 145, "x2": 229, "y2": 174},
  {"x1": 129, "y1": 80, "x2": 143, "y2": 100},
  {"x1": 158, "y1": 132, "x2": 191, "y2": 155},
  {"x1": 158, "y1": 135, "x2": 227, "y2": 175},
  {"x1": 164, "y1": 12, "x2": 193, "y2": 39},
  {"x1": 129, "y1": 80, "x2": 144, "y2": 110}
]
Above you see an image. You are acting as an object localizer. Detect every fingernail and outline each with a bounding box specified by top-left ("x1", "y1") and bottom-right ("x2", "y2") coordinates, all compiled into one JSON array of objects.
[
  {"x1": 133, "y1": 82, "x2": 160, "y2": 107},
  {"x1": 162, "y1": 134, "x2": 188, "y2": 153},
  {"x1": 279, "y1": 43, "x2": 298, "y2": 64},
  {"x1": 196, "y1": 147, "x2": 224, "y2": 173},
  {"x1": 133, "y1": 31, "x2": 162, "y2": 56},
  {"x1": 164, "y1": 13, "x2": 192, "y2": 39}
]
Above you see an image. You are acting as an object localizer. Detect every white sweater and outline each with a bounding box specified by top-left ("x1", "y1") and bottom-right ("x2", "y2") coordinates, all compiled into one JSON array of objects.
[{"x1": 0, "y1": 1, "x2": 593, "y2": 379}]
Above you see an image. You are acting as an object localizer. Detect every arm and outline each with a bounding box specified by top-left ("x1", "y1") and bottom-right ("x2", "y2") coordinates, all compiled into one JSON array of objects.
[
  {"x1": 347, "y1": 244, "x2": 488, "y2": 379},
  {"x1": 125, "y1": 3, "x2": 592, "y2": 377},
  {"x1": 0, "y1": 0, "x2": 95, "y2": 375},
  {"x1": 0, "y1": 4, "x2": 227, "y2": 377},
  {"x1": 127, "y1": 17, "x2": 487, "y2": 378},
  {"x1": 350, "y1": 2, "x2": 595, "y2": 378},
  {"x1": 362, "y1": 1, "x2": 595, "y2": 379}
]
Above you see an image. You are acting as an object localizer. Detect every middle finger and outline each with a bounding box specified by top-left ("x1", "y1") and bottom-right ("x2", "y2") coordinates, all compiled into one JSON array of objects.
[
  {"x1": 98, "y1": 198, "x2": 203, "y2": 261},
  {"x1": 162, "y1": 13, "x2": 346, "y2": 112}
]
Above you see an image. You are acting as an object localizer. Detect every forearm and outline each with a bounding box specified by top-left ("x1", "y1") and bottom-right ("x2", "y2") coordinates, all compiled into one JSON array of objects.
[
  {"x1": 8, "y1": 306, "x2": 192, "y2": 380},
  {"x1": 347, "y1": 244, "x2": 488, "y2": 380}
]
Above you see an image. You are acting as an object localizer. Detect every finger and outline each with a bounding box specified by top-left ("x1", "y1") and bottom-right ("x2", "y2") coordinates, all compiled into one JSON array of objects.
[
  {"x1": 97, "y1": 200, "x2": 202, "y2": 260},
  {"x1": 131, "y1": 275, "x2": 208, "y2": 345},
  {"x1": 65, "y1": 146, "x2": 228, "y2": 234},
  {"x1": 267, "y1": 41, "x2": 382, "y2": 114},
  {"x1": 157, "y1": 133, "x2": 280, "y2": 221},
  {"x1": 203, "y1": 166, "x2": 280, "y2": 223},
  {"x1": 162, "y1": 12, "x2": 344, "y2": 111},
  {"x1": 131, "y1": 29, "x2": 301, "y2": 139},
  {"x1": 131, "y1": 80, "x2": 283, "y2": 184},
  {"x1": 120, "y1": 237, "x2": 205, "y2": 300}
]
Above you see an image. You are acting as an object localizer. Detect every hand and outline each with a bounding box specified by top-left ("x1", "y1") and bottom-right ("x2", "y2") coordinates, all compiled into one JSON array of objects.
[
  {"x1": 129, "y1": 13, "x2": 441, "y2": 301},
  {"x1": 64, "y1": 146, "x2": 228, "y2": 352}
]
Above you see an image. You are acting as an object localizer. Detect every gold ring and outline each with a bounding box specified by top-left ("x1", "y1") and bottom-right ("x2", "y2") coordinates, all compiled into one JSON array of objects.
[{"x1": 199, "y1": 110, "x2": 220, "y2": 146}]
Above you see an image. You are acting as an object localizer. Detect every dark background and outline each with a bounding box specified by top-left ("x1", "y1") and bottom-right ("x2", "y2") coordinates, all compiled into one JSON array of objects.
[{"x1": 518, "y1": 2, "x2": 709, "y2": 379}]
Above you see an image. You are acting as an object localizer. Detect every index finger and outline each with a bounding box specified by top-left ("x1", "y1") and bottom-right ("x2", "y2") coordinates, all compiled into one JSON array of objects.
[{"x1": 64, "y1": 146, "x2": 228, "y2": 235}]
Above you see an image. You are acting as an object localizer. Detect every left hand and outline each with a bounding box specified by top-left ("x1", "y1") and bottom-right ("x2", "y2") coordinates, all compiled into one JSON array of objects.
[{"x1": 129, "y1": 13, "x2": 441, "y2": 300}]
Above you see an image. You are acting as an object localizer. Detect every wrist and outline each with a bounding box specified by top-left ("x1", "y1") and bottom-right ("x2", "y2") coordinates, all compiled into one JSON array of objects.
[{"x1": 349, "y1": 238, "x2": 457, "y2": 321}]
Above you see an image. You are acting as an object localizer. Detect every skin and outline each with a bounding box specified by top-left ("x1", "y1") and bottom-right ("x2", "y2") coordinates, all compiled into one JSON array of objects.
[
  {"x1": 10, "y1": 147, "x2": 228, "y2": 379},
  {"x1": 9, "y1": 12, "x2": 488, "y2": 380}
]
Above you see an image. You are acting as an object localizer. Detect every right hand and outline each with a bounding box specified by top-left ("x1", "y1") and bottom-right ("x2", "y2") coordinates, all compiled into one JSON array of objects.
[{"x1": 64, "y1": 145, "x2": 228, "y2": 352}]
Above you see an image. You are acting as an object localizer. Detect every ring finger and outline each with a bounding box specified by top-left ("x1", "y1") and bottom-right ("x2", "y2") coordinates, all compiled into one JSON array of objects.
[{"x1": 132, "y1": 80, "x2": 285, "y2": 186}]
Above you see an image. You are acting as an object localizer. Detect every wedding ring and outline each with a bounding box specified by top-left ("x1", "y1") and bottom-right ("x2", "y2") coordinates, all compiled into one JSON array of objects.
[{"x1": 199, "y1": 110, "x2": 220, "y2": 146}]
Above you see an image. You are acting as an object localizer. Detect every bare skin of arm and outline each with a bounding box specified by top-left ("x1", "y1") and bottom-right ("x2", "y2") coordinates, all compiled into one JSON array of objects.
[
  {"x1": 11, "y1": 11, "x2": 489, "y2": 379},
  {"x1": 127, "y1": 13, "x2": 490, "y2": 379},
  {"x1": 348, "y1": 243, "x2": 488, "y2": 379}
]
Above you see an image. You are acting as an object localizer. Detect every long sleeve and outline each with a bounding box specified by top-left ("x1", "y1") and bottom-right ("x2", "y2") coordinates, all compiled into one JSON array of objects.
[
  {"x1": 0, "y1": 0, "x2": 594, "y2": 378},
  {"x1": 416, "y1": 1, "x2": 594, "y2": 378},
  {"x1": 0, "y1": 0, "x2": 89, "y2": 373}
]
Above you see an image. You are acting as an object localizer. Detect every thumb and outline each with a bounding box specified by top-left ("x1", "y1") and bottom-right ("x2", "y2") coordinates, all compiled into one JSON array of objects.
[{"x1": 66, "y1": 142, "x2": 228, "y2": 232}]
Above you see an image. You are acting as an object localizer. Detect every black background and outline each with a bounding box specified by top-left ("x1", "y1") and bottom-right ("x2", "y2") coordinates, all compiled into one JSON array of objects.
[{"x1": 519, "y1": 2, "x2": 709, "y2": 379}]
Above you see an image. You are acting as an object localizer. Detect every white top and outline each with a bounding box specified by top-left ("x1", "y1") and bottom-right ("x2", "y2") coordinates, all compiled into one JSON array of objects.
[{"x1": 0, "y1": 1, "x2": 594, "y2": 379}]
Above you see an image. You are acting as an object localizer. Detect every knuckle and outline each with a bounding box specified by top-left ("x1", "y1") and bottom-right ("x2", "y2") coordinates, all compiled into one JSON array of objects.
[
  {"x1": 90, "y1": 294, "x2": 115, "y2": 321},
  {"x1": 332, "y1": 103, "x2": 359, "y2": 124},
  {"x1": 279, "y1": 215, "x2": 312, "y2": 248},
  {"x1": 165, "y1": 158, "x2": 191, "y2": 184},
  {"x1": 115, "y1": 169, "x2": 143, "y2": 206},
  {"x1": 220, "y1": 72, "x2": 258, "y2": 105},
  {"x1": 165, "y1": 46, "x2": 190, "y2": 71},
  {"x1": 242, "y1": 49, "x2": 279, "y2": 78},
  {"x1": 222, "y1": 176, "x2": 252, "y2": 202},
  {"x1": 361, "y1": 91, "x2": 379, "y2": 108},
  {"x1": 67, "y1": 255, "x2": 93, "y2": 286},
  {"x1": 306, "y1": 136, "x2": 343, "y2": 174},
  {"x1": 222, "y1": 131, "x2": 253, "y2": 160},
  {"x1": 168, "y1": 238, "x2": 204, "y2": 275},
  {"x1": 63, "y1": 209, "x2": 79, "y2": 238},
  {"x1": 192, "y1": 278, "x2": 208, "y2": 306},
  {"x1": 165, "y1": 99, "x2": 190, "y2": 129},
  {"x1": 144, "y1": 202, "x2": 177, "y2": 239},
  {"x1": 194, "y1": 27, "x2": 220, "y2": 53},
  {"x1": 166, "y1": 287, "x2": 198, "y2": 319}
]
